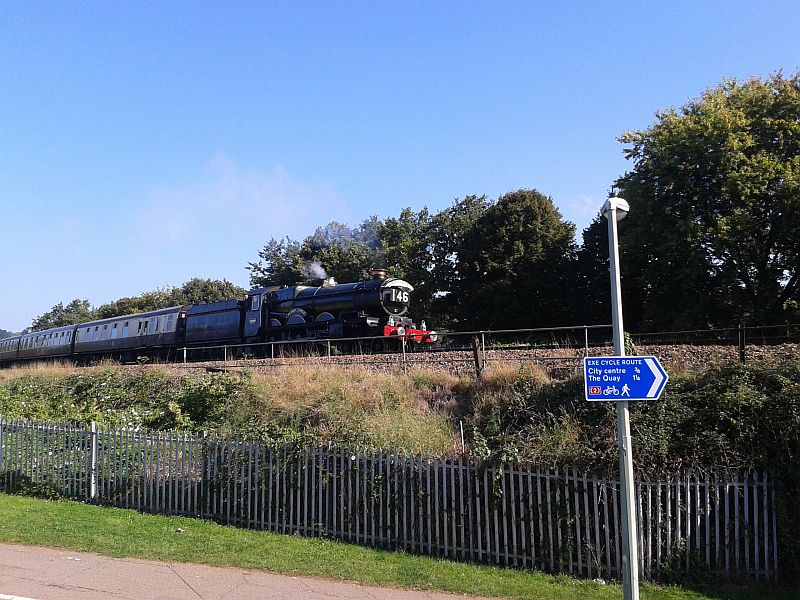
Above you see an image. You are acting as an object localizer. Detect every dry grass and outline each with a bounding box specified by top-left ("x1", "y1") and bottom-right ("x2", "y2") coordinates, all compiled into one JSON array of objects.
[
  {"x1": 478, "y1": 361, "x2": 550, "y2": 389},
  {"x1": 0, "y1": 360, "x2": 78, "y2": 382},
  {"x1": 240, "y1": 365, "x2": 459, "y2": 454}
]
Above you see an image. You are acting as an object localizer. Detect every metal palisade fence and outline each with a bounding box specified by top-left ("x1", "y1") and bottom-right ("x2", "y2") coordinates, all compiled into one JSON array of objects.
[{"x1": 0, "y1": 417, "x2": 779, "y2": 582}]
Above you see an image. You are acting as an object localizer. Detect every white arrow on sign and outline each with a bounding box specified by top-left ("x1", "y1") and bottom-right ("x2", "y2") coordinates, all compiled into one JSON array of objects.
[{"x1": 644, "y1": 358, "x2": 665, "y2": 398}]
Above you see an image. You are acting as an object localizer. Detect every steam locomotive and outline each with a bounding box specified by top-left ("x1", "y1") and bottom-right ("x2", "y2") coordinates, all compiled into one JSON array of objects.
[{"x1": 0, "y1": 268, "x2": 436, "y2": 365}]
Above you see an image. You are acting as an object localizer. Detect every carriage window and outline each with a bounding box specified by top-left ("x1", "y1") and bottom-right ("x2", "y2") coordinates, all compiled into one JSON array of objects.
[
  {"x1": 155, "y1": 317, "x2": 161, "y2": 333},
  {"x1": 111, "y1": 324, "x2": 118, "y2": 339},
  {"x1": 122, "y1": 322, "x2": 129, "y2": 337},
  {"x1": 251, "y1": 295, "x2": 260, "y2": 311},
  {"x1": 148, "y1": 319, "x2": 156, "y2": 335}
]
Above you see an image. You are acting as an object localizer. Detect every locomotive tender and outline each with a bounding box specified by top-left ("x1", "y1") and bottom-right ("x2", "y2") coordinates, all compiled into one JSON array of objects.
[{"x1": 0, "y1": 268, "x2": 436, "y2": 365}]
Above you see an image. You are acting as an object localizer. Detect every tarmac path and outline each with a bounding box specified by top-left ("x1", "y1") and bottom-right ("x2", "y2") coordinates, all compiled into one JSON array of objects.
[{"x1": 0, "y1": 543, "x2": 499, "y2": 600}]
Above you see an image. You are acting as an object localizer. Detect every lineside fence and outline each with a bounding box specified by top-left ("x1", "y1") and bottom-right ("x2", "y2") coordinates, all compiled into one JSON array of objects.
[
  {"x1": 177, "y1": 322, "x2": 800, "y2": 376},
  {"x1": 0, "y1": 417, "x2": 779, "y2": 583}
]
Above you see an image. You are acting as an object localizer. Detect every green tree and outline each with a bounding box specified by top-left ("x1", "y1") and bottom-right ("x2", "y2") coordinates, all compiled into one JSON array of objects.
[
  {"x1": 424, "y1": 195, "x2": 490, "y2": 326},
  {"x1": 575, "y1": 216, "x2": 613, "y2": 326},
  {"x1": 246, "y1": 238, "x2": 305, "y2": 287},
  {"x1": 616, "y1": 72, "x2": 800, "y2": 328},
  {"x1": 178, "y1": 278, "x2": 247, "y2": 304},
  {"x1": 376, "y1": 208, "x2": 435, "y2": 317},
  {"x1": 299, "y1": 220, "x2": 380, "y2": 282},
  {"x1": 31, "y1": 299, "x2": 96, "y2": 331},
  {"x1": 453, "y1": 189, "x2": 577, "y2": 329},
  {"x1": 95, "y1": 289, "x2": 179, "y2": 319},
  {"x1": 94, "y1": 279, "x2": 248, "y2": 320},
  {"x1": 247, "y1": 220, "x2": 385, "y2": 288}
]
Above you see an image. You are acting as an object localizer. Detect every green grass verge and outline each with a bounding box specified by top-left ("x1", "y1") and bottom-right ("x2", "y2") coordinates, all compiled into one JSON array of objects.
[{"x1": 0, "y1": 493, "x2": 794, "y2": 600}]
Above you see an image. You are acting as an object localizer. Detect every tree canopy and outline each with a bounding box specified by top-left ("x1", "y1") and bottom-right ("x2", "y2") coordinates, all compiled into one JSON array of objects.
[
  {"x1": 616, "y1": 72, "x2": 800, "y2": 329},
  {"x1": 246, "y1": 220, "x2": 384, "y2": 288},
  {"x1": 31, "y1": 299, "x2": 95, "y2": 331},
  {"x1": 245, "y1": 190, "x2": 577, "y2": 330},
  {"x1": 453, "y1": 189, "x2": 576, "y2": 329}
]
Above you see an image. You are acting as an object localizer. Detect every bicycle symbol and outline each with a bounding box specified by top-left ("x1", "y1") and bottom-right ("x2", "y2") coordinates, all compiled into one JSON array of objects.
[{"x1": 603, "y1": 385, "x2": 619, "y2": 396}]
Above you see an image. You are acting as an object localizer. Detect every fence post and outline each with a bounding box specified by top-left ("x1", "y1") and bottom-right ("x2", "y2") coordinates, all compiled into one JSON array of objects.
[
  {"x1": 480, "y1": 331, "x2": 487, "y2": 370},
  {"x1": 182, "y1": 347, "x2": 187, "y2": 364},
  {"x1": 89, "y1": 421, "x2": 98, "y2": 501},
  {"x1": 738, "y1": 323, "x2": 746, "y2": 364},
  {"x1": 401, "y1": 336, "x2": 408, "y2": 373},
  {"x1": 201, "y1": 431, "x2": 209, "y2": 519},
  {"x1": 584, "y1": 326, "x2": 589, "y2": 358},
  {"x1": 471, "y1": 335, "x2": 484, "y2": 379}
]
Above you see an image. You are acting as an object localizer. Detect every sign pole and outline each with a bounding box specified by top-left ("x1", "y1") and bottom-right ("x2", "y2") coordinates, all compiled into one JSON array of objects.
[{"x1": 604, "y1": 197, "x2": 639, "y2": 600}]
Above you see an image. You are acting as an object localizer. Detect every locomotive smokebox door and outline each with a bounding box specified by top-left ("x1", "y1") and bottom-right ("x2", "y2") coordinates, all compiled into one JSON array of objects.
[{"x1": 380, "y1": 280, "x2": 413, "y2": 316}]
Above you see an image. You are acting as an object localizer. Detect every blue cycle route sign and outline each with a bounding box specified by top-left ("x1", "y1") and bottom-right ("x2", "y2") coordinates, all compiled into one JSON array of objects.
[{"x1": 583, "y1": 356, "x2": 668, "y2": 401}]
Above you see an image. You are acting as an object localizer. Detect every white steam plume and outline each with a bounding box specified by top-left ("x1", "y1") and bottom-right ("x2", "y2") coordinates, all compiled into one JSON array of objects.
[{"x1": 304, "y1": 262, "x2": 327, "y2": 280}]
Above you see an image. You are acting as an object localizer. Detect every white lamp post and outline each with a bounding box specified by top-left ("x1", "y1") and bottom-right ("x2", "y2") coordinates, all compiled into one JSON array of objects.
[{"x1": 601, "y1": 195, "x2": 640, "y2": 600}]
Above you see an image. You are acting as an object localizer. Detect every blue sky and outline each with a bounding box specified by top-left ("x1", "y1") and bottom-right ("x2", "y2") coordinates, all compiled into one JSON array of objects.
[{"x1": 1, "y1": 2, "x2": 798, "y2": 331}]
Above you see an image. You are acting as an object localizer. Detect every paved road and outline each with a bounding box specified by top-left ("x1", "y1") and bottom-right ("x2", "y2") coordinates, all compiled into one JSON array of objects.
[{"x1": 0, "y1": 543, "x2": 497, "y2": 600}]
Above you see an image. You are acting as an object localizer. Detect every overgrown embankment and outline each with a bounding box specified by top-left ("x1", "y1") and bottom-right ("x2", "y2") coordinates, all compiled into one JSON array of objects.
[{"x1": 1, "y1": 359, "x2": 798, "y2": 576}]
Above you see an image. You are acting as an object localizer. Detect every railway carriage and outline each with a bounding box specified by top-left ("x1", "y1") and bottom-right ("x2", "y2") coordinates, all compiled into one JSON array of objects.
[
  {"x1": 72, "y1": 306, "x2": 186, "y2": 362},
  {"x1": 0, "y1": 336, "x2": 21, "y2": 362},
  {"x1": 17, "y1": 325, "x2": 76, "y2": 361}
]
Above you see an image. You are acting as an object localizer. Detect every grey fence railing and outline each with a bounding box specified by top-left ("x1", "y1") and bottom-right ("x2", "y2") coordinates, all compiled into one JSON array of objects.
[{"x1": 0, "y1": 417, "x2": 779, "y2": 582}]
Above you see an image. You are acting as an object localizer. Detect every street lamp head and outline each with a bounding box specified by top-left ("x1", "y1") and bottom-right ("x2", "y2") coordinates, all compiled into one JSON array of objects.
[{"x1": 602, "y1": 196, "x2": 630, "y2": 222}]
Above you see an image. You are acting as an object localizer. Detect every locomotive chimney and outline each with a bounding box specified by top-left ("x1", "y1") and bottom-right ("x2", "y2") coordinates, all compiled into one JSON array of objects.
[{"x1": 371, "y1": 266, "x2": 388, "y2": 280}]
